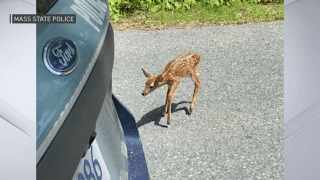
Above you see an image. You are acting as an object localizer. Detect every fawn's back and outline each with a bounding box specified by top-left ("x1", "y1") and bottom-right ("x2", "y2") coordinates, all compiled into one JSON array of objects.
[{"x1": 162, "y1": 52, "x2": 201, "y2": 79}]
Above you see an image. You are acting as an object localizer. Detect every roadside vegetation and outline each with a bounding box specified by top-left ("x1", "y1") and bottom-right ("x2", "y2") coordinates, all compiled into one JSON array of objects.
[{"x1": 109, "y1": 0, "x2": 284, "y2": 30}]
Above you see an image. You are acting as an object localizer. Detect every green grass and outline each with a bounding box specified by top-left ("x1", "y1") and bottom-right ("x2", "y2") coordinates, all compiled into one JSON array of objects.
[{"x1": 111, "y1": 1, "x2": 284, "y2": 30}]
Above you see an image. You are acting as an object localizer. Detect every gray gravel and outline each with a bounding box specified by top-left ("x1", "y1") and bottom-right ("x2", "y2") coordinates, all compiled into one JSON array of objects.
[{"x1": 112, "y1": 22, "x2": 284, "y2": 180}]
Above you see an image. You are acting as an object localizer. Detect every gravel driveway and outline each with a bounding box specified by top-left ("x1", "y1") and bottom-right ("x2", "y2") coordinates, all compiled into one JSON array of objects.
[{"x1": 112, "y1": 22, "x2": 284, "y2": 180}]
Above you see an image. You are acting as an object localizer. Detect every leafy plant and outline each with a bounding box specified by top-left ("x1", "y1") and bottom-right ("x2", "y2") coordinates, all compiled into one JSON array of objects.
[{"x1": 108, "y1": 0, "x2": 283, "y2": 20}]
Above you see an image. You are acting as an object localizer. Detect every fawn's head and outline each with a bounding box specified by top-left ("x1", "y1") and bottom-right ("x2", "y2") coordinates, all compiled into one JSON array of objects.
[{"x1": 142, "y1": 68, "x2": 163, "y2": 96}]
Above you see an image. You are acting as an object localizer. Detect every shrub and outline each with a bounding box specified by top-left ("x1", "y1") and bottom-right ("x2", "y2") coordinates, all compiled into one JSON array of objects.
[{"x1": 109, "y1": 0, "x2": 283, "y2": 20}]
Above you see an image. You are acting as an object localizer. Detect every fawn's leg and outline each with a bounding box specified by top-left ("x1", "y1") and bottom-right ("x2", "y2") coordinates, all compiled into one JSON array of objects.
[
  {"x1": 190, "y1": 70, "x2": 200, "y2": 114},
  {"x1": 163, "y1": 87, "x2": 171, "y2": 115},
  {"x1": 167, "y1": 81, "x2": 179, "y2": 124}
]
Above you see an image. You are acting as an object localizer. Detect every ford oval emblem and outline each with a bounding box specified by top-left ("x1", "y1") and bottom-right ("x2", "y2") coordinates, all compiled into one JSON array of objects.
[{"x1": 43, "y1": 37, "x2": 79, "y2": 75}]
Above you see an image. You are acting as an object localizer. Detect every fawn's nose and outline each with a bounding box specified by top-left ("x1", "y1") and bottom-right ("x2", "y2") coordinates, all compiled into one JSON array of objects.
[{"x1": 142, "y1": 92, "x2": 145, "y2": 96}]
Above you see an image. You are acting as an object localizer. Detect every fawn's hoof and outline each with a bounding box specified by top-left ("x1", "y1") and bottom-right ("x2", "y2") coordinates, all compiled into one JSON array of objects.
[
  {"x1": 167, "y1": 121, "x2": 170, "y2": 125},
  {"x1": 190, "y1": 104, "x2": 194, "y2": 115}
]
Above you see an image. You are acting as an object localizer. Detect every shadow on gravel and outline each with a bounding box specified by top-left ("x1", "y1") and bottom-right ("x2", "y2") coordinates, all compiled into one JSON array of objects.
[{"x1": 136, "y1": 101, "x2": 191, "y2": 128}]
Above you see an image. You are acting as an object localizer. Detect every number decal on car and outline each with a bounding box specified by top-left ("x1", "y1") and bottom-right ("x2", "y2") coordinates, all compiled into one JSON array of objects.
[
  {"x1": 73, "y1": 140, "x2": 110, "y2": 180},
  {"x1": 78, "y1": 146, "x2": 103, "y2": 180},
  {"x1": 91, "y1": 150, "x2": 102, "y2": 180},
  {"x1": 78, "y1": 173, "x2": 85, "y2": 180}
]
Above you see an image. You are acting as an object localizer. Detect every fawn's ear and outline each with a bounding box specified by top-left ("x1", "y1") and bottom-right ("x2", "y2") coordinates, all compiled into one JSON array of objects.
[
  {"x1": 142, "y1": 68, "x2": 151, "y2": 78},
  {"x1": 156, "y1": 75, "x2": 163, "y2": 82}
]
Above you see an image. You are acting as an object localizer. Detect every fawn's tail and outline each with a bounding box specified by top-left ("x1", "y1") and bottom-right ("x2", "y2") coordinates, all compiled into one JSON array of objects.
[{"x1": 192, "y1": 53, "x2": 201, "y2": 67}]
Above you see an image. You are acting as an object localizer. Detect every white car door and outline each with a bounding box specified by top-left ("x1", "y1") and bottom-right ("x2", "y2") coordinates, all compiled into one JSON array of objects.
[
  {"x1": 284, "y1": 0, "x2": 320, "y2": 179},
  {"x1": 0, "y1": 0, "x2": 36, "y2": 179}
]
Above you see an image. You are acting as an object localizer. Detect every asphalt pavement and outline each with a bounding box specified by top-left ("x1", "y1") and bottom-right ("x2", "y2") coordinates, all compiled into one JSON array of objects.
[{"x1": 112, "y1": 22, "x2": 284, "y2": 180}]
